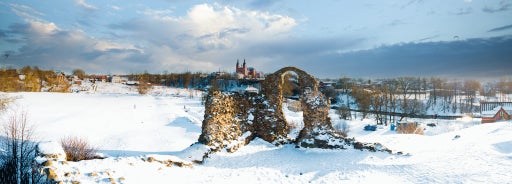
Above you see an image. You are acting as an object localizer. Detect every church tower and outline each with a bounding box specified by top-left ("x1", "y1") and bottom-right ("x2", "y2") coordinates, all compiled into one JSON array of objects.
[{"x1": 243, "y1": 59, "x2": 247, "y2": 75}]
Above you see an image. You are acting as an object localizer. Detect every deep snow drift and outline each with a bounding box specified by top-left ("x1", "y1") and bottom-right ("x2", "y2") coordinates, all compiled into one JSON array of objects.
[{"x1": 1, "y1": 84, "x2": 511, "y2": 183}]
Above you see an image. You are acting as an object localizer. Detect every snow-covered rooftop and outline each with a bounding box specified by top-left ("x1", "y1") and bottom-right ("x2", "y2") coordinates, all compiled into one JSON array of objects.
[{"x1": 481, "y1": 105, "x2": 512, "y2": 116}]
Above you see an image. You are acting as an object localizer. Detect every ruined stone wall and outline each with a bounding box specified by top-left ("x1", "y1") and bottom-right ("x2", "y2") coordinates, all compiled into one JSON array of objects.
[
  {"x1": 198, "y1": 91, "x2": 253, "y2": 152},
  {"x1": 297, "y1": 91, "x2": 344, "y2": 148},
  {"x1": 199, "y1": 67, "x2": 346, "y2": 152},
  {"x1": 254, "y1": 71, "x2": 288, "y2": 144}
]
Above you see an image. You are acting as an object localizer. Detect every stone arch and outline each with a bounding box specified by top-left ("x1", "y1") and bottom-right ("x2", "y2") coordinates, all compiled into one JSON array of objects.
[
  {"x1": 254, "y1": 67, "x2": 318, "y2": 142},
  {"x1": 199, "y1": 67, "x2": 345, "y2": 152},
  {"x1": 257, "y1": 67, "x2": 343, "y2": 147}
]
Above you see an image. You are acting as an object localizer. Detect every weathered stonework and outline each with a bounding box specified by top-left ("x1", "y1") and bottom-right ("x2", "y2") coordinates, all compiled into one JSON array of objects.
[
  {"x1": 199, "y1": 67, "x2": 348, "y2": 152},
  {"x1": 296, "y1": 90, "x2": 345, "y2": 148},
  {"x1": 198, "y1": 91, "x2": 255, "y2": 152}
]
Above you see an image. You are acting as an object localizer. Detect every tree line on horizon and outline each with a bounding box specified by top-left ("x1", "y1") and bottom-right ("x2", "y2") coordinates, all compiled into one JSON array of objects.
[
  {"x1": 0, "y1": 66, "x2": 70, "y2": 92},
  {"x1": 320, "y1": 76, "x2": 512, "y2": 125},
  {"x1": 2, "y1": 66, "x2": 512, "y2": 110},
  {"x1": 0, "y1": 66, "x2": 239, "y2": 94}
]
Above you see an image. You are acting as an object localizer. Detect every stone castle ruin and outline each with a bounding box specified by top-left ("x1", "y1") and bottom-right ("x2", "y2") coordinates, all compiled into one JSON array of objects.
[{"x1": 198, "y1": 67, "x2": 391, "y2": 153}]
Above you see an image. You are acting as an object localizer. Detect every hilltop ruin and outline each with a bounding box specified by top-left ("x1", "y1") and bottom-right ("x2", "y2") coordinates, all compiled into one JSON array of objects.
[{"x1": 198, "y1": 67, "x2": 389, "y2": 153}]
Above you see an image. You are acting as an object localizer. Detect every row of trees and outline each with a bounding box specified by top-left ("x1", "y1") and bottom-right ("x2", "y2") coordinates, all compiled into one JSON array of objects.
[
  {"x1": 0, "y1": 66, "x2": 217, "y2": 93},
  {"x1": 348, "y1": 80, "x2": 424, "y2": 125},
  {"x1": 127, "y1": 72, "x2": 212, "y2": 89},
  {"x1": 4, "y1": 66, "x2": 512, "y2": 115},
  {"x1": 1, "y1": 66, "x2": 249, "y2": 95},
  {"x1": 0, "y1": 66, "x2": 70, "y2": 92},
  {"x1": 133, "y1": 72, "x2": 239, "y2": 94},
  {"x1": 329, "y1": 76, "x2": 512, "y2": 125}
]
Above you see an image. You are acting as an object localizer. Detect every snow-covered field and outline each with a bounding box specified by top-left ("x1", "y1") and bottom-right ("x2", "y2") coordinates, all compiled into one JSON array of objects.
[{"x1": 1, "y1": 83, "x2": 511, "y2": 183}]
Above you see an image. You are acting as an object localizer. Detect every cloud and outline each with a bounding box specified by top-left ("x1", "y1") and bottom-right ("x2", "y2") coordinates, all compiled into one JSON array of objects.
[
  {"x1": 111, "y1": 6, "x2": 121, "y2": 11},
  {"x1": 113, "y1": 4, "x2": 295, "y2": 47},
  {"x1": 416, "y1": 35, "x2": 440, "y2": 42},
  {"x1": 140, "y1": 9, "x2": 173, "y2": 17},
  {"x1": 286, "y1": 36, "x2": 512, "y2": 79},
  {"x1": 388, "y1": 19, "x2": 407, "y2": 27},
  {"x1": 76, "y1": 0, "x2": 97, "y2": 10},
  {"x1": 488, "y1": 24, "x2": 512, "y2": 32},
  {"x1": 401, "y1": 0, "x2": 425, "y2": 9},
  {"x1": 483, "y1": 0, "x2": 511, "y2": 13},
  {"x1": 455, "y1": 7, "x2": 473, "y2": 15},
  {"x1": 3, "y1": 3, "x2": 298, "y2": 74},
  {"x1": 240, "y1": 37, "x2": 365, "y2": 59},
  {"x1": 0, "y1": 19, "x2": 144, "y2": 73},
  {"x1": 248, "y1": 0, "x2": 280, "y2": 9},
  {"x1": 107, "y1": 3, "x2": 296, "y2": 71},
  {"x1": 5, "y1": 2, "x2": 508, "y2": 79},
  {"x1": 9, "y1": 3, "x2": 44, "y2": 21}
]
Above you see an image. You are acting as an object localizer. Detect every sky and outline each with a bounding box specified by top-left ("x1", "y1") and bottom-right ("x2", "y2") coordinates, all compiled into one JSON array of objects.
[{"x1": 0, "y1": 0, "x2": 511, "y2": 79}]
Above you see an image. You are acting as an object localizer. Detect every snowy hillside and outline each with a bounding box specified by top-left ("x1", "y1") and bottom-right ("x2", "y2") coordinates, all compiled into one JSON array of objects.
[{"x1": 2, "y1": 84, "x2": 511, "y2": 183}]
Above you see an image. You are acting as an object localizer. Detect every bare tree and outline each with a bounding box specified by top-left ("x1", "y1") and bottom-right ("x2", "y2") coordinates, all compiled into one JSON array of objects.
[
  {"x1": 0, "y1": 111, "x2": 44, "y2": 184},
  {"x1": 385, "y1": 80, "x2": 399, "y2": 124},
  {"x1": 463, "y1": 80, "x2": 481, "y2": 113},
  {"x1": 428, "y1": 77, "x2": 443, "y2": 110},
  {"x1": 183, "y1": 72, "x2": 192, "y2": 89},
  {"x1": 367, "y1": 89, "x2": 381, "y2": 124},
  {"x1": 72, "y1": 69, "x2": 86, "y2": 80},
  {"x1": 351, "y1": 86, "x2": 371, "y2": 120},
  {"x1": 396, "y1": 77, "x2": 415, "y2": 120},
  {"x1": 334, "y1": 121, "x2": 350, "y2": 137},
  {"x1": 337, "y1": 77, "x2": 352, "y2": 94},
  {"x1": 137, "y1": 72, "x2": 151, "y2": 94},
  {"x1": 60, "y1": 136, "x2": 98, "y2": 162},
  {"x1": 336, "y1": 105, "x2": 351, "y2": 120}
]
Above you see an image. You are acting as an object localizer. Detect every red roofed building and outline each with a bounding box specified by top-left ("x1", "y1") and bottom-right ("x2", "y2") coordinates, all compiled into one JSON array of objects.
[
  {"x1": 236, "y1": 59, "x2": 263, "y2": 79},
  {"x1": 481, "y1": 106, "x2": 511, "y2": 123}
]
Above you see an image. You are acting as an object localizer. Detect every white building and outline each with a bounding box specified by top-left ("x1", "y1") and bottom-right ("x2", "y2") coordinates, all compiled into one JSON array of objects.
[{"x1": 112, "y1": 75, "x2": 128, "y2": 83}]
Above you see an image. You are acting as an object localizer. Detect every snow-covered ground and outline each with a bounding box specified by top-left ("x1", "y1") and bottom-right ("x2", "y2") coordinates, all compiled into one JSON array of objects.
[{"x1": 1, "y1": 83, "x2": 511, "y2": 183}]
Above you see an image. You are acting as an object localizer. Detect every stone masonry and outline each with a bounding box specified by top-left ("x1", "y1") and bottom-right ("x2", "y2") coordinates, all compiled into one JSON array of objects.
[{"x1": 198, "y1": 67, "x2": 348, "y2": 152}]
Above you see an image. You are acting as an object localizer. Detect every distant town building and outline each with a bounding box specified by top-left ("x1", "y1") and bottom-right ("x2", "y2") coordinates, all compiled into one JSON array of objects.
[
  {"x1": 55, "y1": 72, "x2": 67, "y2": 83},
  {"x1": 87, "y1": 75, "x2": 108, "y2": 82},
  {"x1": 481, "y1": 102, "x2": 512, "y2": 123},
  {"x1": 212, "y1": 71, "x2": 229, "y2": 77},
  {"x1": 18, "y1": 74, "x2": 26, "y2": 80},
  {"x1": 230, "y1": 85, "x2": 259, "y2": 94},
  {"x1": 235, "y1": 59, "x2": 263, "y2": 79},
  {"x1": 112, "y1": 75, "x2": 128, "y2": 83},
  {"x1": 319, "y1": 81, "x2": 337, "y2": 89}
]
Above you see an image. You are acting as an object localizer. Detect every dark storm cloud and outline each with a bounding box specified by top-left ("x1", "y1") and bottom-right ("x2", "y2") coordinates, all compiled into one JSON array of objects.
[
  {"x1": 416, "y1": 35, "x2": 439, "y2": 42},
  {"x1": 0, "y1": 23, "x2": 29, "y2": 44},
  {"x1": 455, "y1": 7, "x2": 473, "y2": 15},
  {"x1": 209, "y1": 35, "x2": 511, "y2": 79},
  {"x1": 2, "y1": 2, "x2": 511, "y2": 79},
  {"x1": 401, "y1": 0, "x2": 425, "y2": 9},
  {"x1": 483, "y1": 0, "x2": 512, "y2": 13},
  {"x1": 488, "y1": 24, "x2": 512, "y2": 32},
  {"x1": 0, "y1": 21, "x2": 147, "y2": 74},
  {"x1": 388, "y1": 19, "x2": 407, "y2": 27},
  {"x1": 242, "y1": 37, "x2": 365, "y2": 58},
  {"x1": 297, "y1": 36, "x2": 512, "y2": 79},
  {"x1": 218, "y1": 28, "x2": 251, "y2": 38}
]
